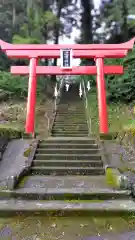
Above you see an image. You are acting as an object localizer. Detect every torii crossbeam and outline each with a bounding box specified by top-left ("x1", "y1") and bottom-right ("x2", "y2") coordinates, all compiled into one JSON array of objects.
[{"x1": 0, "y1": 38, "x2": 135, "y2": 135}]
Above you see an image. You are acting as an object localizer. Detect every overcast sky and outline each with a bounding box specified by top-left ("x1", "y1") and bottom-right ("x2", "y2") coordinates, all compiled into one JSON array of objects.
[
  {"x1": 94, "y1": 0, "x2": 101, "y2": 9},
  {"x1": 58, "y1": 0, "x2": 101, "y2": 66}
]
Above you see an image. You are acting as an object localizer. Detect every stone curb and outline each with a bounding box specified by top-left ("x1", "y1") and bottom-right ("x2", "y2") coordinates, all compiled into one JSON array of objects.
[
  {"x1": 98, "y1": 139, "x2": 130, "y2": 190},
  {"x1": 2, "y1": 139, "x2": 39, "y2": 190},
  {"x1": 105, "y1": 166, "x2": 130, "y2": 190},
  {"x1": 0, "y1": 137, "x2": 9, "y2": 161}
]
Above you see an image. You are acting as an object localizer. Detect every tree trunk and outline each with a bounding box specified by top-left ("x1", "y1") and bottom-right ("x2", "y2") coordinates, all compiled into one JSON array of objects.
[
  {"x1": 81, "y1": 0, "x2": 93, "y2": 65},
  {"x1": 121, "y1": 0, "x2": 129, "y2": 42},
  {"x1": 50, "y1": 1, "x2": 62, "y2": 83}
]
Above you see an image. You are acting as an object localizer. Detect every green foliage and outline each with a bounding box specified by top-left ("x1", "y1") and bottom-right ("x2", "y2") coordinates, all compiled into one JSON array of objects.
[
  {"x1": 105, "y1": 48, "x2": 135, "y2": 103},
  {"x1": 0, "y1": 124, "x2": 33, "y2": 139},
  {"x1": 42, "y1": 11, "x2": 60, "y2": 30},
  {"x1": 85, "y1": 92, "x2": 130, "y2": 134},
  {"x1": 0, "y1": 125, "x2": 22, "y2": 139},
  {"x1": 0, "y1": 71, "x2": 48, "y2": 99},
  {"x1": 99, "y1": 0, "x2": 135, "y2": 43},
  {"x1": 81, "y1": 47, "x2": 135, "y2": 103},
  {"x1": 0, "y1": 71, "x2": 28, "y2": 98},
  {"x1": 13, "y1": 35, "x2": 40, "y2": 44}
]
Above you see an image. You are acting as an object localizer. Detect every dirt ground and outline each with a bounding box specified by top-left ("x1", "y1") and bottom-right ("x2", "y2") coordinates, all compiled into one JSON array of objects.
[{"x1": 0, "y1": 98, "x2": 55, "y2": 139}]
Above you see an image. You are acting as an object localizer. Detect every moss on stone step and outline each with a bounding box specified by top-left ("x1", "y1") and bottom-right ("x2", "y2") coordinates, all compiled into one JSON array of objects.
[
  {"x1": 100, "y1": 132, "x2": 118, "y2": 140},
  {"x1": 106, "y1": 167, "x2": 129, "y2": 190},
  {"x1": 0, "y1": 124, "x2": 38, "y2": 139}
]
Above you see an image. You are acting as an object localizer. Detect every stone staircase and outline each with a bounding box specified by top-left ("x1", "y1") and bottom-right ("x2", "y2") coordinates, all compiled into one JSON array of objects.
[
  {"x1": 0, "y1": 83, "x2": 134, "y2": 214},
  {"x1": 32, "y1": 84, "x2": 105, "y2": 177},
  {"x1": 51, "y1": 84, "x2": 88, "y2": 137}
]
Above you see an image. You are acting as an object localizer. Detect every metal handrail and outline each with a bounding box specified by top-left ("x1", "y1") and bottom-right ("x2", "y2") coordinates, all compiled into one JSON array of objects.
[
  {"x1": 55, "y1": 78, "x2": 64, "y2": 111},
  {"x1": 82, "y1": 79, "x2": 92, "y2": 135},
  {"x1": 49, "y1": 78, "x2": 64, "y2": 133}
]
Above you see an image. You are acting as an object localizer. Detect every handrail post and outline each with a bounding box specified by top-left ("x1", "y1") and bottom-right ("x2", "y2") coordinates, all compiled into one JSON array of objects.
[
  {"x1": 25, "y1": 57, "x2": 37, "y2": 134},
  {"x1": 82, "y1": 79, "x2": 91, "y2": 135}
]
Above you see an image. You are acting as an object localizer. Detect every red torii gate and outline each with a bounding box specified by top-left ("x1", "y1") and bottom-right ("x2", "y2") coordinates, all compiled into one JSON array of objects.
[{"x1": 0, "y1": 38, "x2": 135, "y2": 135}]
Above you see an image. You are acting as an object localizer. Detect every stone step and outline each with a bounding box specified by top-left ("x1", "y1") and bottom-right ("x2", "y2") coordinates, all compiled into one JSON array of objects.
[
  {"x1": 51, "y1": 133, "x2": 88, "y2": 137},
  {"x1": 53, "y1": 125, "x2": 88, "y2": 128},
  {"x1": 53, "y1": 123, "x2": 88, "y2": 126},
  {"x1": 36, "y1": 148, "x2": 100, "y2": 154},
  {"x1": 56, "y1": 111, "x2": 85, "y2": 113},
  {"x1": 42, "y1": 137, "x2": 96, "y2": 144},
  {"x1": 35, "y1": 153, "x2": 101, "y2": 160},
  {"x1": 31, "y1": 166, "x2": 105, "y2": 175},
  {"x1": 55, "y1": 114, "x2": 86, "y2": 117},
  {"x1": 58, "y1": 104, "x2": 83, "y2": 106},
  {"x1": 52, "y1": 124, "x2": 88, "y2": 128},
  {"x1": 33, "y1": 160, "x2": 103, "y2": 167},
  {"x1": 56, "y1": 114, "x2": 85, "y2": 117},
  {"x1": 56, "y1": 112, "x2": 85, "y2": 114},
  {"x1": 54, "y1": 121, "x2": 87, "y2": 125},
  {"x1": 6, "y1": 188, "x2": 130, "y2": 201},
  {"x1": 52, "y1": 132, "x2": 88, "y2": 136},
  {"x1": 56, "y1": 116, "x2": 85, "y2": 118},
  {"x1": 54, "y1": 117, "x2": 87, "y2": 120},
  {"x1": 57, "y1": 106, "x2": 84, "y2": 108},
  {"x1": 57, "y1": 110, "x2": 84, "y2": 112},
  {"x1": 0, "y1": 199, "x2": 135, "y2": 214},
  {"x1": 53, "y1": 122, "x2": 87, "y2": 126},
  {"x1": 39, "y1": 143, "x2": 98, "y2": 149},
  {"x1": 58, "y1": 102, "x2": 84, "y2": 105},
  {"x1": 56, "y1": 115, "x2": 85, "y2": 118},
  {"x1": 53, "y1": 121, "x2": 87, "y2": 124},
  {"x1": 17, "y1": 175, "x2": 113, "y2": 188},
  {"x1": 52, "y1": 130, "x2": 88, "y2": 133}
]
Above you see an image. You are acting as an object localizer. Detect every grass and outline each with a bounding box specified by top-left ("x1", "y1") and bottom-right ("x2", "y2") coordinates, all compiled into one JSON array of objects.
[{"x1": 87, "y1": 92, "x2": 131, "y2": 135}]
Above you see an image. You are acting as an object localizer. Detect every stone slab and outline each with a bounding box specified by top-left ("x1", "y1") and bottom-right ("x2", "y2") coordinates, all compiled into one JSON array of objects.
[
  {"x1": 83, "y1": 231, "x2": 135, "y2": 240},
  {"x1": 0, "y1": 139, "x2": 38, "y2": 190},
  {"x1": 47, "y1": 136, "x2": 96, "y2": 140},
  {"x1": 14, "y1": 187, "x2": 130, "y2": 195},
  {"x1": 0, "y1": 199, "x2": 134, "y2": 212},
  {"x1": 18, "y1": 175, "x2": 123, "y2": 189},
  {"x1": 101, "y1": 140, "x2": 124, "y2": 168}
]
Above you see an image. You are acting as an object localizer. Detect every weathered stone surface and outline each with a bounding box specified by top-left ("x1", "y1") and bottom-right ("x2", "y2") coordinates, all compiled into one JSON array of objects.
[
  {"x1": 31, "y1": 166, "x2": 105, "y2": 175},
  {"x1": 83, "y1": 231, "x2": 135, "y2": 240},
  {"x1": 101, "y1": 141, "x2": 122, "y2": 168},
  {"x1": 19, "y1": 175, "x2": 112, "y2": 189},
  {"x1": 0, "y1": 199, "x2": 134, "y2": 212},
  {"x1": 9, "y1": 187, "x2": 130, "y2": 201},
  {"x1": 0, "y1": 136, "x2": 8, "y2": 160},
  {"x1": 0, "y1": 139, "x2": 38, "y2": 190},
  {"x1": 14, "y1": 187, "x2": 130, "y2": 195}
]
